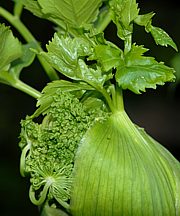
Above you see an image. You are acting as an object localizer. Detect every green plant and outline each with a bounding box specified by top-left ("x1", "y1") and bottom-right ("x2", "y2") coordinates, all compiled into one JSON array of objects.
[{"x1": 0, "y1": 0, "x2": 179, "y2": 215}]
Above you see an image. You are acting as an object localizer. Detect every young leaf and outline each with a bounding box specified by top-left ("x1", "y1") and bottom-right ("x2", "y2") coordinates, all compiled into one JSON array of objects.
[
  {"x1": 40, "y1": 33, "x2": 92, "y2": 80},
  {"x1": 0, "y1": 24, "x2": 22, "y2": 71},
  {"x1": 134, "y1": 12, "x2": 178, "y2": 51},
  {"x1": 41, "y1": 33, "x2": 107, "y2": 91},
  {"x1": 115, "y1": 44, "x2": 175, "y2": 93},
  {"x1": 110, "y1": 0, "x2": 139, "y2": 28},
  {"x1": 134, "y1": 12, "x2": 155, "y2": 27},
  {"x1": 94, "y1": 44, "x2": 123, "y2": 71},
  {"x1": 150, "y1": 26, "x2": 178, "y2": 51},
  {"x1": 37, "y1": 0, "x2": 102, "y2": 28},
  {"x1": 110, "y1": 0, "x2": 139, "y2": 39}
]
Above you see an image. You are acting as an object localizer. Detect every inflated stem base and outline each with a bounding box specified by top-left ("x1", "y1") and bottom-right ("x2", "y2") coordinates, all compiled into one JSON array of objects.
[{"x1": 70, "y1": 111, "x2": 180, "y2": 216}]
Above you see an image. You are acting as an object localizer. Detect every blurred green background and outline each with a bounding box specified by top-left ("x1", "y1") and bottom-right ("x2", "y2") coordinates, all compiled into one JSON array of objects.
[{"x1": 0, "y1": 0, "x2": 180, "y2": 215}]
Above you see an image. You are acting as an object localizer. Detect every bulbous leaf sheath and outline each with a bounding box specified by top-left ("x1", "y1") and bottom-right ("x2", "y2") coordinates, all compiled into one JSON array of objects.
[{"x1": 70, "y1": 111, "x2": 180, "y2": 216}]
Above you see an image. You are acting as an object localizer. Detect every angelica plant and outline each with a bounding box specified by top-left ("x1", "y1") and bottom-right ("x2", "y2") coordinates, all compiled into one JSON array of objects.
[{"x1": 0, "y1": 0, "x2": 179, "y2": 216}]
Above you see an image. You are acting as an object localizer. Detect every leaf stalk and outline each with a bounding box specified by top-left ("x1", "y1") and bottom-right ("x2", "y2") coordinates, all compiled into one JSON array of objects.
[
  {"x1": 13, "y1": 79, "x2": 41, "y2": 99},
  {"x1": 124, "y1": 33, "x2": 132, "y2": 55}
]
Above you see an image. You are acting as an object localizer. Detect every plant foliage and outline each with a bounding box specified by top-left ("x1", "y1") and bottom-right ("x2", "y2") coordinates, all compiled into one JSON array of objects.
[{"x1": 0, "y1": 0, "x2": 179, "y2": 215}]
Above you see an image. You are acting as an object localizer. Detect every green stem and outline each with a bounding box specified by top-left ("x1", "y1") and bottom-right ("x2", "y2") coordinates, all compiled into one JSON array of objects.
[
  {"x1": 95, "y1": 10, "x2": 112, "y2": 33},
  {"x1": 13, "y1": 2, "x2": 23, "y2": 18},
  {"x1": 20, "y1": 144, "x2": 30, "y2": 177},
  {"x1": 114, "y1": 86, "x2": 124, "y2": 111},
  {"x1": 124, "y1": 33, "x2": 132, "y2": 55},
  {"x1": 100, "y1": 88, "x2": 116, "y2": 113},
  {"x1": 13, "y1": 79, "x2": 41, "y2": 99},
  {"x1": 110, "y1": 84, "x2": 124, "y2": 112},
  {"x1": 0, "y1": 7, "x2": 59, "y2": 81},
  {"x1": 29, "y1": 183, "x2": 50, "y2": 206}
]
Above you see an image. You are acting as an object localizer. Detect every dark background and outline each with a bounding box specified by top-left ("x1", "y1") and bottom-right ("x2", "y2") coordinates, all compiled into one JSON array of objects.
[{"x1": 0, "y1": 1, "x2": 180, "y2": 215}]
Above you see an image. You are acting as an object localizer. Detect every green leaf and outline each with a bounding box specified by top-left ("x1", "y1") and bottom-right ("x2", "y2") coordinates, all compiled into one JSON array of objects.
[
  {"x1": 42, "y1": 80, "x2": 94, "y2": 94},
  {"x1": 37, "y1": 0, "x2": 102, "y2": 28},
  {"x1": 134, "y1": 12, "x2": 155, "y2": 27},
  {"x1": 0, "y1": 24, "x2": 22, "y2": 71},
  {"x1": 134, "y1": 12, "x2": 177, "y2": 51},
  {"x1": 0, "y1": 42, "x2": 37, "y2": 87},
  {"x1": 110, "y1": 0, "x2": 139, "y2": 39},
  {"x1": 78, "y1": 59, "x2": 106, "y2": 88},
  {"x1": 94, "y1": 44, "x2": 123, "y2": 71},
  {"x1": 41, "y1": 34, "x2": 106, "y2": 89},
  {"x1": 70, "y1": 111, "x2": 180, "y2": 215},
  {"x1": 115, "y1": 44, "x2": 175, "y2": 93},
  {"x1": 22, "y1": 0, "x2": 44, "y2": 17},
  {"x1": 41, "y1": 33, "x2": 92, "y2": 80},
  {"x1": 110, "y1": 0, "x2": 139, "y2": 28},
  {"x1": 150, "y1": 26, "x2": 178, "y2": 51},
  {"x1": 10, "y1": 42, "x2": 37, "y2": 78}
]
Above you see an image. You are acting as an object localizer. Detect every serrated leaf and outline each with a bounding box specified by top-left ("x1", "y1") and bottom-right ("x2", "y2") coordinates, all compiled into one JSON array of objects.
[
  {"x1": 0, "y1": 24, "x2": 22, "y2": 71},
  {"x1": 94, "y1": 44, "x2": 123, "y2": 71},
  {"x1": 134, "y1": 12, "x2": 155, "y2": 27},
  {"x1": 150, "y1": 26, "x2": 178, "y2": 51},
  {"x1": 119, "y1": 0, "x2": 139, "y2": 28},
  {"x1": 70, "y1": 111, "x2": 180, "y2": 215},
  {"x1": 110, "y1": 0, "x2": 139, "y2": 39},
  {"x1": 110, "y1": 0, "x2": 139, "y2": 28},
  {"x1": 38, "y1": 0, "x2": 102, "y2": 28},
  {"x1": 41, "y1": 34, "x2": 106, "y2": 89},
  {"x1": 115, "y1": 44, "x2": 175, "y2": 93},
  {"x1": 41, "y1": 33, "x2": 92, "y2": 80}
]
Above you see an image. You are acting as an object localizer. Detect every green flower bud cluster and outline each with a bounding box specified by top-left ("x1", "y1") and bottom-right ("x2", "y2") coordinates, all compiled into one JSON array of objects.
[{"x1": 19, "y1": 89, "x2": 107, "y2": 209}]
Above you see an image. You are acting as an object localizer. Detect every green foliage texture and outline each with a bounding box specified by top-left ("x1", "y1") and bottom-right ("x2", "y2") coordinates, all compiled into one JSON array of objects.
[{"x1": 0, "y1": 0, "x2": 179, "y2": 215}]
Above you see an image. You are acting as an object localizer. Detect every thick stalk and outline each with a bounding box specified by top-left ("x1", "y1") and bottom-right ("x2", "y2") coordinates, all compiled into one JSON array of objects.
[
  {"x1": 114, "y1": 86, "x2": 124, "y2": 112},
  {"x1": 0, "y1": 7, "x2": 59, "y2": 81},
  {"x1": 100, "y1": 87, "x2": 116, "y2": 113},
  {"x1": 110, "y1": 84, "x2": 124, "y2": 112}
]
